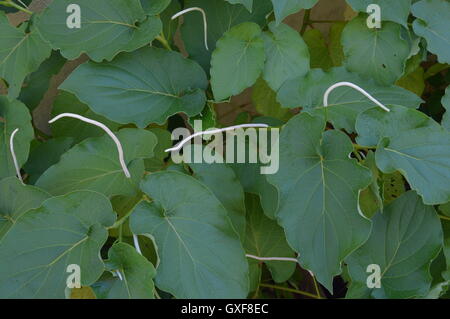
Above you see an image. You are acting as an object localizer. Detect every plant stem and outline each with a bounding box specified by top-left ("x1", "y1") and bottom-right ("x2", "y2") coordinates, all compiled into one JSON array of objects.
[
  {"x1": 439, "y1": 214, "x2": 450, "y2": 221},
  {"x1": 155, "y1": 34, "x2": 172, "y2": 51},
  {"x1": 0, "y1": 0, "x2": 32, "y2": 14},
  {"x1": 259, "y1": 283, "x2": 319, "y2": 299},
  {"x1": 300, "y1": 9, "x2": 311, "y2": 35},
  {"x1": 353, "y1": 144, "x2": 376, "y2": 151},
  {"x1": 311, "y1": 276, "x2": 322, "y2": 299}
]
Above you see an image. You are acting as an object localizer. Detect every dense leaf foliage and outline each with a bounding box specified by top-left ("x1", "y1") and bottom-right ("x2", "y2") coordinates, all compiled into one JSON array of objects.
[{"x1": 0, "y1": 0, "x2": 449, "y2": 299}]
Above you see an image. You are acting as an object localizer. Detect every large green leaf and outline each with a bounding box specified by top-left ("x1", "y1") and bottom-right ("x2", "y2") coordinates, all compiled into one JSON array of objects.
[
  {"x1": 36, "y1": 129, "x2": 156, "y2": 197},
  {"x1": 262, "y1": 22, "x2": 310, "y2": 91},
  {"x1": 211, "y1": 22, "x2": 265, "y2": 101},
  {"x1": 0, "y1": 191, "x2": 116, "y2": 298},
  {"x1": 0, "y1": 97, "x2": 34, "y2": 179},
  {"x1": 342, "y1": 15, "x2": 410, "y2": 85},
  {"x1": 50, "y1": 91, "x2": 121, "y2": 144},
  {"x1": 346, "y1": 0, "x2": 412, "y2": 27},
  {"x1": 60, "y1": 47, "x2": 208, "y2": 128},
  {"x1": 442, "y1": 86, "x2": 450, "y2": 130},
  {"x1": 375, "y1": 127, "x2": 450, "y2": 205},
  {"x1": 346, "y1": 191, "x2": 443, "y2": 299},
  {"x1": 103, "y1": 243, "x2": 156, "y2": 299},
  {"x1": 23, "y1": 137, "x2": 75, "y2": 184},
  {"x1": 188, "y1": 151, "x2": 246, "y2": 239},
  {"x1": 0, "y1": 13, "x2": 51, "y2": 98},
  {"x1": 267, "y1": 113, "x2": 372, "y2": 290},
  {"x1": 180, "y1": 0, "x2": 272, "y2": 70},
  {"x1": 412, "y1": 0, "x2": 450, "y2": 64},
  {"x1": 303, "y1": 29, "x2": 334, "y2": 70},
  {"x1": 356, "y1": 105, "x2": 441, "y2": 147},
  {"x1": 130, "y1": 171, "x2": 249, "y2": 298},
  {"x1": 0, "y1": 177, "x2": 50, "y2": 240},
  {"x1": 18, "y1": 51, "x2": 66, "y2": 111},
  {"x1": 36, "y1": 0, "x2": 161, "y2": 62},
  {"x1": 244, "y1": 194, "x2": 296, "y2": 286},
  {"x1": 271, "y1": 0, "x2": 319, "y2": 24},
  {"x1": 277, "y1": 67, "x2": 422, "y2": 133}
]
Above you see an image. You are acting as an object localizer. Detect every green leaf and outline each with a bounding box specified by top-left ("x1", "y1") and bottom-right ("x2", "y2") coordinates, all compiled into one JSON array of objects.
[
  {"x1": 18, "y1": 51, "x2": 66, "y2": 111},
  {"x1": 144, "y1": 128, "x2": 171, "y2": 172},
  {"x1": 252, "y1": 77, "x2": 292, "y2": 121},
  {"x1": 159, "y1": 0, "x2": 181, "y2": 43},
  {"x1": 23, "y1": 137, "x2": 75, "y2": 184},
  {"x1": 271, "y1": 0, "x2": 319, "y2": 24},
  {"x1": 329, "y1": 22, "x2": 346, "y2": 67},
  {"x1": 226, "y1": 0, "x2": 253, "y2": 11},
  {"x1": 140, "y1": 0, "x2": 171, "y2": 14},
  {"x1": 346, "y1": 191, "x2": 443, "y2": 299},
  {"x1": 0, "y1": 191, "x2": 116, "y2": 298},
  {"x1": 262, "y1": 22, "x2": 310, "y2": 91},
  {"x1": 303, "y1": 29, "x2": 333, "y2": 70},
  {"x1": 277, "y1": 67, "x2": 422, "y2": 133},
  {"x1": 359, "y1": 151, "x2": 383, "y2": 218},
  {"x1": 412, "y1": 0, "x2": 450, "y2": 64},
  {"x1": 181, "y1": 0, "x2": 272, "y2": 70},
  {"x1": 0, "y1": 97, "x2": 34, "y2": 179},
  {"x1": 211, "y1": 22, "x2": 265, "y2": 101},
  {"x1": 376, "y1": 127, "x2": 450, "y2": 205},
  {"x1": 36, "y1": 0, "x2": 161, "y2": 62},
  {"x1": 60, "y1": 47, "x2": 208, "y2": 128},
  {"x1": 442, "y1": 86, "x2": 450, "y2": 130},
  {"x1": 0, "y1": 177, "x2": 50, "y2": 240},
  {"x1": 356, "y1": 105, "x2": 441, "y2": 147},
  {"x1": 188, "y1": 150, "x2": 246, "y2": 239},
  {"x1": 342, "y1": 15, "x2": 410, "y2": 85},
  {"x1": 50, "y1": 91, "x2": 121, "y2": 144},
  {"x1": 104, "y1": 242, "x2": 156, "y2": 299},
  {"x1": 0, "y1": 13, "x2": 51, "y2": 98},
  {"x1": 267, "y1": 113, "x2": 372, "y2": 290},
  {"x1": 36, "y1": 129, "x2": 157, "y2": 197},
  {"x1": 346, "y1": 0, "x2": 412, "y2": 27},
  {"x1": 244, "y1": 194, "x2": 296, "y2": 284},
  {"x1": 381, "y1": 171, "x2": 405, "y2": 205},
  {"x1": 130, "y1": 171, "x2": 249, "y2": 298}
]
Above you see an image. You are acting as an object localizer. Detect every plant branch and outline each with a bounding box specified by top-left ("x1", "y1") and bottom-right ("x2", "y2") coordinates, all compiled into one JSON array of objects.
[
  {"x1": 300, "y1": 9, "x2": 311, "y2": 35},
  {"x1": 0, "y1": 0, "x2": 32, "y2": 14}
]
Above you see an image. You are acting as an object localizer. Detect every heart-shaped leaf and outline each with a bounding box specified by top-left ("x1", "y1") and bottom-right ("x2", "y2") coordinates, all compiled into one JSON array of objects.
[
  {"x1": 0, "y1": 191, "x2": 116, "y2": 298},
  {"x1": 130, "y1": 171, "x2": 249, "y2": 298},
  {"x1": 60, "y1": 47, "x2": 208, "y2": 128}
]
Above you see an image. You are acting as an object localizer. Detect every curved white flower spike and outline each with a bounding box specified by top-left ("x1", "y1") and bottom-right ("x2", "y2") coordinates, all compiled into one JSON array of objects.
[
  {"x1": 48, "y1": 113, "x2": 131, "y2": 178},
  {"x1": 172, "y1": 7, "x2": 209, "y2": 51},
  {"x1": 323, "y1": 81, "x2": 391, "y2": 112},
  {"x1": 165, "y1": 123, "x2": 270, "y2": 152},
  {"x1": 133, "y1": 234, "x2": 142, "y2": 255},
  {"x1": 9, "y1": 128, "x2": 23, "y2": 184},
  {"x1": 115, "y1": 270, "x2": 123, "y2": 281},
  {"x1": 245, "y1": 254, "x2": 298, "y2": 263}
]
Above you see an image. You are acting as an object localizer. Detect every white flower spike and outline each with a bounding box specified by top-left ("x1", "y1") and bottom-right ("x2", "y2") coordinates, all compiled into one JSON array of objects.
[
  {"x1": 245, "y1": 254, "x2": 298, "y2": 263},
  {"x1": 133, "y1": 234, "x2": 143, "y2": 255},
  {"x1": 9, "y1": 128, "x2": 23, "y2": 184},
  {"x1": 323, "y1": 81, "x2": 391, "y2": 112},
  {"x1": 48, "y1": 113, "x2": 131, "y2": 178},
  {"x1": 172, "y1": 7, "x2": 209, "y2": 51},
  {"x1": 165, "y1": 123, "x2": 270, "y2": 153}
]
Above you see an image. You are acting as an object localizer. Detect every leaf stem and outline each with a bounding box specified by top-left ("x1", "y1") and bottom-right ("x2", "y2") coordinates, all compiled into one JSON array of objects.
[
  {"x1": 439, "y1": 214, "x2": 450, "y2": 221},
  {"x1": 311, "y1": 275, "x2": 322, "y2": 299},
  {"x1": 0, "y1": 0, "x2": 32, "y2": 14},
  {"x1": 259, "y1": 283, "x2": 319, "y2": 299},
  {"x1": 155, "y1": 34, "x2": 172, "y2": 51},
  {"x1": 353, "y1": 144, "x2": 376, "y2": 151},
  {"x1": 300, "y1": 9, "x2": 311, "y2": 35},
  {"x1": 309, "y1": 20, "x2": 343, "y2": 24}
]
